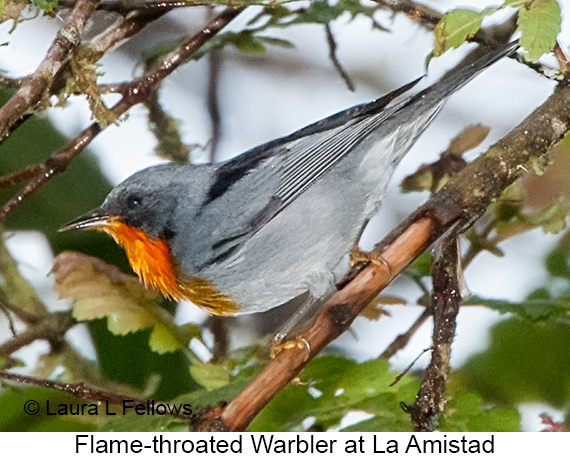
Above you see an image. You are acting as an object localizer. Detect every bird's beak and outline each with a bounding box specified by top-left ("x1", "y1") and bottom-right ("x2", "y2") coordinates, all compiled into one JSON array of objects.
[{"x1": 58, "y1": 209, "x2": 116, "y2": 232}]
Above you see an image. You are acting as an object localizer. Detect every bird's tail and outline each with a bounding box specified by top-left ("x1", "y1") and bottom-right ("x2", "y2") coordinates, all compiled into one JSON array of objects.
[{"x1": 404, "y1": 40, "x2": 519, "y2": 114}]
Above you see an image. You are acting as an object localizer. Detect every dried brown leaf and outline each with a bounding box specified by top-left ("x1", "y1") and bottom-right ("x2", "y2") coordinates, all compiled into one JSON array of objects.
[
  {"x1": 446, "y1": 124, "x2": 490, "y2": 156},
  {"x1": 52, "y1": 252, "x2": 160, "y2": 336}
]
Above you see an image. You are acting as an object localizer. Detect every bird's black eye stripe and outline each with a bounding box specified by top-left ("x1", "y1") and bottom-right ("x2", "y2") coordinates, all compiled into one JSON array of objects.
[{"x1": 126, "y1": 195, "x2": 142, "y2": 210}]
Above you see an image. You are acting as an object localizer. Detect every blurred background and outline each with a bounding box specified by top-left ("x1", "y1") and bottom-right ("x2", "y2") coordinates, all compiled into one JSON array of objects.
[{"x1": 0, "y1": 0, "x2": 568, "y2": 431}]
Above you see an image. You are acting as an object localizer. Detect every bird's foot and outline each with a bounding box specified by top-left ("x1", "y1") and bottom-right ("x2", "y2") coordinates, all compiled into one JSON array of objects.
[
  {"x1": 270, "y1": 335, "x2": 311, "y2": 361},
  {"x1": 349, "y1": 247, "x2": 393, "y2": 279}
]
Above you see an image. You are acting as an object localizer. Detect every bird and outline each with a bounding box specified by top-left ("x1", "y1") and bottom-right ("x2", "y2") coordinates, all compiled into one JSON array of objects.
[{"x1": 60, "y1": 42, "x2": 518, "y2": 323}]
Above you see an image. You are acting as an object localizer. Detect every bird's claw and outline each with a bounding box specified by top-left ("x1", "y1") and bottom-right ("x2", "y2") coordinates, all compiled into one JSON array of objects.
[
  {"x1": 270, "y1": 335, "x2": 311, "y2": 361},
  {"x1": 349, "y1": 247, "x2": 393, "y2": 279}
]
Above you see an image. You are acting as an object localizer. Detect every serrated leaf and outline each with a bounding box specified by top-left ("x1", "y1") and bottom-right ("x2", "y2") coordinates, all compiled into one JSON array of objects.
[
  {"x1": 52, "y1": 252, "x2": 184, "y2": 350},
  {"x1": 52, "y1": 252, "x2": 159, "y2": 335},
  {"x1": 190, "y1": 362, "x2": 232, "y2": 391},
  {"x1": 517, "y1": 0, "x2": 561, "y2": 62},
  {"x1": 433, "y1": 9, "x2": 486, "y2": 56}
]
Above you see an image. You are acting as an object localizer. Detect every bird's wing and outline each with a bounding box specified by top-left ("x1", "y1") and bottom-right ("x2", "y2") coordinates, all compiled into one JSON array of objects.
[
  {"x1": 198, "y1": 41, "x2": 519, "y2": 267},
  {"x1": 196, "y1": 82, "x2": 421, "y2": 269},
  {"x1": 205, "y1": 77, "x2": 422, "y2": 205}
]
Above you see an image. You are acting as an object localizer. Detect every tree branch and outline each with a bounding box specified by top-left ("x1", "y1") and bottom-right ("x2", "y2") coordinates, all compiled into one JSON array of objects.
[
  {"x1": 410, "y1": 236, "x2": 461, "y2": 431},
  {"x1": 58, "y1": 0, "x2": 210, "y2": 12},
  {"x1": 0, "y1": 0, "x2": 100, "y2": 140},
  {"x1": 0, "y1": 371, "x2": 190, "y2": 420},
  {"x1": 0, "y1": 311, "x2": 76, "y2": 358},
  {"x1": 0, "y1": 6, "x2": 246, "y2": 223}
]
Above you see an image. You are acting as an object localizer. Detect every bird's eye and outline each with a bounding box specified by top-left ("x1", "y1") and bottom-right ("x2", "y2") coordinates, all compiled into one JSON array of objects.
[{"x1": 126, "y1": 195, "x2": 142, "y2": 210}]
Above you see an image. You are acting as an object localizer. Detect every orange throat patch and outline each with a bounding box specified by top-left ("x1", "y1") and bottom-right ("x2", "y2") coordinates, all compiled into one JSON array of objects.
[{"x1": 100, "y1": 219, "x2": 239, "y2": 316}]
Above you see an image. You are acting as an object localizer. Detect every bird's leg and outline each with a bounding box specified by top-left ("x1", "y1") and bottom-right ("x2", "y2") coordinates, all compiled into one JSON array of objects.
[
  {"x1": 270, "y1": 293, "x2": 330, "y2": 360},
  {"x1": 349, "y1": 217, "x2": 393, "y2": 279}
]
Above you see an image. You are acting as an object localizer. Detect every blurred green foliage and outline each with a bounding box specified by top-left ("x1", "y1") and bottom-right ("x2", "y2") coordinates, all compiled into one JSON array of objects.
[{"x1": 0, "y1": 0, "x2": 566, "y2": 434}]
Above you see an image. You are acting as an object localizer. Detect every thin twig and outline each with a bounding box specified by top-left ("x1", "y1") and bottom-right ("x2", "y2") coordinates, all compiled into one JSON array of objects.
[
  {"x1": 85, "y1": 7, "x2": 171, "y2": 58},
  {"x1": 207, "y1": 40, "x2": 222, "y2": 162},
  {"x1": 325, "y1": 23, "x2": 355, "y2": 92},
  {"x1": 0, "y1": 0, "x2": 100, "y2": 140},
  {"x1": 380, "y1": 307, "x2": 431, "y2": 359},
  {"x1": 0, "y1": 298, "x2": 17, "y2": 338},
  {"x1": 390, "y1": 347, "x2": 430, "y2": 386},
  {"x1": 0, "y1": 371, "x2": 191, "y2": 420}
]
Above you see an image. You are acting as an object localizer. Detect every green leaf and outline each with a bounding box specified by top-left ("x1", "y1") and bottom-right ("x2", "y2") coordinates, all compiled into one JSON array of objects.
[
  {"x1": 517, "y1": 0, "x2": 561, "y2": 62},
  {"x1": 189, "y1": 362, "x2": 232, "y2": 391},
  {"x1": 463, "y1": 317, "x2": 570, "y2": 406},
  {"x1": 90, "y1": 320, "x2": 196, "y2": 400},
  {"x1": 249, "y1": 357, "x2": 419, "y2": 432},
  {"x1": 406, "y1": 252, "x2": 432, "y2": 278},
  {"x1": 100, "y1": 413, "x2": 187, "y2": 432},
  {"x1": 258, "y1": 36, "x2": 295, "y2": 49},
  {"x1": 433, "y1": 9, "x2": 486, "y2": 56},
  {"x1": 175, "y1": 365, "x2": 262, "y2": 409},
  {"x1": 32, "y1": 0, "x2": 58, "y2": 12},
  {"x1": 52, "y1": 252, "x2": 159, "y2": 336},
  {"x1": 149, "y1": 323, "x2": 183, "y2": 354},
  {"x1": 439, "y1": 392, "x2": 520, "y2": 432},
  {"x1": 292, "y1": 1, "x2": 344, "y2": 24},
  {"x1": 230, "y1": 31, "x2": 267, "y2": 54},
  {"x1": 463, "y1": 295, "x2": 570, "y2": 322},
  {"x1": 0, "y1": 387, "x2": 96, "y2": 432}
]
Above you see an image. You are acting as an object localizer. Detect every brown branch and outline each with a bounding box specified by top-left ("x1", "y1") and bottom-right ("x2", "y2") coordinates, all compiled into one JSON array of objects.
[
  {"x1": 84, "y1": 8, "x2": 171, "y2": 58},
  {"x1": 219, "y1": 217, "x2": 440, "y2": 431},
  {"x1": 410, "y1": 236, "x2": 461, "y2": 431},
  {"x1": 217, "y1": 77, "x2": 570, "y2": 431},
  {"x1": 58, "y1": 0, "x2": 211, "y2": 12},
  {"x1": 0, "y1": 0, "x2": 100, "y2": 140},
  {"x1": 375, "y1": 0, "x2": 441, "y2": 29},
  {"x1": 0, "y1": 311, "x2": 76, "y2": 358},
  {"x1": 0, "y1": 371, "x2": 190, "y2": 420},
  {"x1": 0, "y1": 6, "x2": 246, "y2": 223},
  {"x1": 0, "y1": 11, "x2": 168, "y2": 191}
]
